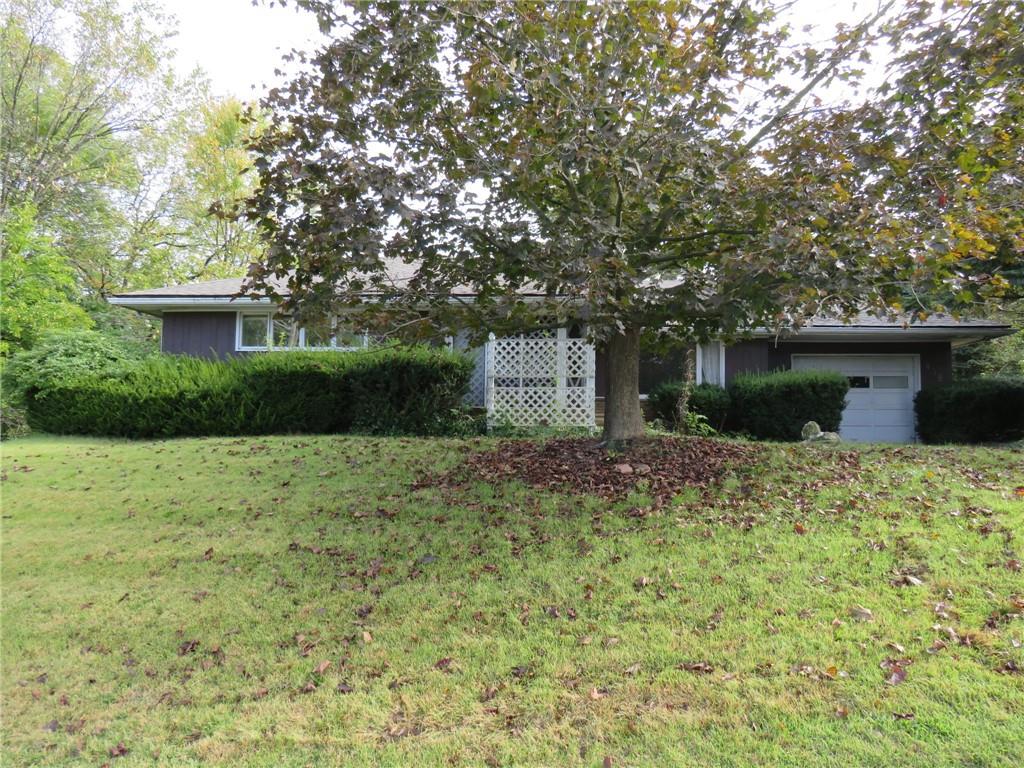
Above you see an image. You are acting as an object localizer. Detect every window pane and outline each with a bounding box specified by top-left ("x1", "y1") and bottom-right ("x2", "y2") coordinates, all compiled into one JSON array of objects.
[
  {"x1": 335, "y1": 327, "x2": 366, "y2": 348},
  {"x1": 241, "y1": 315, "x2": 268, "y2": 348},
  {"x1": 303, "y1": 316, "x2": 334, "y2": 348},
  {"x1": 272, "y1": 318, "x2": 297, "y2": 347},
  {"x1": 874, "y1": 375, "x2": 909, "y2": 389},
  {"x1": 847, "y1": 375, "x2": 870, "y2": 389}
]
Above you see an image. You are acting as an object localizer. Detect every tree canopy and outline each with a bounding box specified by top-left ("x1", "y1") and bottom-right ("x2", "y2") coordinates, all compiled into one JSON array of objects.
[{"x1": 245, "y1": 0, "x2": 1022, "y2": 440}]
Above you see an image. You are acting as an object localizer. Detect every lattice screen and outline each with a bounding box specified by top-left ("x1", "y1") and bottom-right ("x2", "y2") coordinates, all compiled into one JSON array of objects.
[{"x1": 485, "y1": 334, "x2": 596, "y2": 428}]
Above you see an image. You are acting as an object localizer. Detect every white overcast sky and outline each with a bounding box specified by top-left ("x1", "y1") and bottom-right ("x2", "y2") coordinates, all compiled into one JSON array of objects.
[
  {"x1": 168, "y1": 0, "x2": 326, "y2": 101},
  {"x1": 166, "y1": 0, "x2": 883, "y2": 102}
]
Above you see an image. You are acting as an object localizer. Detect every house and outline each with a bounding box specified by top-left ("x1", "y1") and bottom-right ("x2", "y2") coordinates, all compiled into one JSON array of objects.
[{"x1": 109, "y1": 277, "x2": 1013, "y2": 442}]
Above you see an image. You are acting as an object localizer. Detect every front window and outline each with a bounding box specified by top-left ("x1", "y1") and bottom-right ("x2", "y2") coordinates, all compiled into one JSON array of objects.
[
  {"x1": 236, "y1": 312, "x2": 368, "y2": 351},
  {"x1": 240, "y1": 313, "x2": 270, "y2": 349}
]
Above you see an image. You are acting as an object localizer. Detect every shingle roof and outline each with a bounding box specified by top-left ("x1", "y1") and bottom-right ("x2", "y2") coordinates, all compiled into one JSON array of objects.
[{"x1": 111, "y1": 277, "x2": 1012, "y2": 335}]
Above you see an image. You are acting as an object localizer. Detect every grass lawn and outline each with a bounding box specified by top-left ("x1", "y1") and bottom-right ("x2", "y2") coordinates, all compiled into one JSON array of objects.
[{"x1": 2, "y1": 435, "x2": 1023, "y2": 767}]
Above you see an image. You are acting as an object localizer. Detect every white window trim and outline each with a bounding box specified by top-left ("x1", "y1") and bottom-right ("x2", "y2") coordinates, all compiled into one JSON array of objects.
[
  {"x1": 236, "y1": 311, "x2": 272, "y2": 351},
  {"x1": 234, "y1": 311, "x2": 369, "y2": 352}
]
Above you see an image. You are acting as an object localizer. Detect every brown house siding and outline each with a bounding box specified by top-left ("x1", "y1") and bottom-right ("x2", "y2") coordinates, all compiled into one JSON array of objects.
[
  {"x1": 724, "y1": 340, "x2": 952, "y2": 389},
  {"x1": 162, "y1": 311, "x2": 239, "y2": 359}
]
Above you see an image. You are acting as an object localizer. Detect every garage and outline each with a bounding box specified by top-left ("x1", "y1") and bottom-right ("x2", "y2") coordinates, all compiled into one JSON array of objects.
[{"x1": 791, "y1": 355, "x2": 919, "y2": 443}]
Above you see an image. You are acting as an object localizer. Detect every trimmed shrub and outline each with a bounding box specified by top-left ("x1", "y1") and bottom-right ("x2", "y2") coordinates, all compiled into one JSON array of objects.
[
  {"x1": 915, "y1": 377, "x2": 1024, "y2": 444},
  {"x1": 728, "y1": 369, "x2": 849, "y2": 441},
  {"x1": 25, "y1": 346, "x2": 473, "y2": 438},
  {"x1": 648, "y1": 382, "x2": 731, "y2": 432}
]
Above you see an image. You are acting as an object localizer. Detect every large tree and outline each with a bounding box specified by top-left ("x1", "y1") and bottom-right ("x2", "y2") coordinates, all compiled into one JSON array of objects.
[{"x1": 245, "y1": 0, "x2": 1023, "y2": 443}]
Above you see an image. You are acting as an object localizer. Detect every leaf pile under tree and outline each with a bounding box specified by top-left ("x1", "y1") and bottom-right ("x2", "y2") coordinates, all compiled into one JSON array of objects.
[{"x1": 418, "y1": 437, "x2": 757, "y2": 509}]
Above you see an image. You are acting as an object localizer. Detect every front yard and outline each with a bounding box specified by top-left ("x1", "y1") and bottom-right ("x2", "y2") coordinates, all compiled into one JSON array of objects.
[{"x1": 2, "y1": 435, "x2": 1022, "y2": 767}]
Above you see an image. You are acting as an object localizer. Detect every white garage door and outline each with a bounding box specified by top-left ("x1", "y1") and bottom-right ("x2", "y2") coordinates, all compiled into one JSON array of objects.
[{"x1": 791, "y1": 355, "x2": 919, "y2": 443}]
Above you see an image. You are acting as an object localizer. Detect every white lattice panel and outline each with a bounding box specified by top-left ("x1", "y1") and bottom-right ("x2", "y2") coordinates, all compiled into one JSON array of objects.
[{"x1": 485, "y1": 334, "x2": 595, "y2": 428}]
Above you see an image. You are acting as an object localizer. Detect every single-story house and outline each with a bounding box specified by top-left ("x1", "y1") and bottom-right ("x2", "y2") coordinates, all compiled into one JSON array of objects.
[{"x1": 109, "y1": 277, "x2": 1013, "y2": 442}]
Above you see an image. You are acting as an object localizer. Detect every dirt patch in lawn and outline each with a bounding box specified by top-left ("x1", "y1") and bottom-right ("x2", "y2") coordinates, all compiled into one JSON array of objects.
[{"x1": 418, "y1": 437, "x2": 759, "y2": 508}]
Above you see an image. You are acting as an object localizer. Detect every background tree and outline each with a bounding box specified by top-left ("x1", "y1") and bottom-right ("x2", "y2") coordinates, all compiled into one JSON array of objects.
[
  {"x1": 0, "y1": 202, "x2": 91, "y2": 355},
  {"x1": 1, "y1": 0, "x2": 265, "y2": 355}
]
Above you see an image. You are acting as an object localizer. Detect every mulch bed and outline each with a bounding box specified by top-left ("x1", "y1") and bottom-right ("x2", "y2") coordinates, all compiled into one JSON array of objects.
[{"x1": 419, "y1": 437, "x2": 759, "y2": 509}]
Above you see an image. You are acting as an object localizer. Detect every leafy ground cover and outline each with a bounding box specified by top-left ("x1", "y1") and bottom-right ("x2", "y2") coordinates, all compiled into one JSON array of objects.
[{"x1": 2, "y1": 435, "x2": 1022, "y2": 767}]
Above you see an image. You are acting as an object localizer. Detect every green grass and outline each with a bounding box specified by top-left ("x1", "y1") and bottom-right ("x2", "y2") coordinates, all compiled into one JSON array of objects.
[{"x1": 2, "y1": 435, "x2": 1022, "y2": 767}]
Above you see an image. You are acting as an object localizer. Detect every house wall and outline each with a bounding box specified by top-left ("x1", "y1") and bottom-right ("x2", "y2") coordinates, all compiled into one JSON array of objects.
[
  {"x1": 161, "y1": 311, "x2": 239, "y2": 359},
  {"x1": 723, "y1": 340, "x2": 952, "y2": 389}
]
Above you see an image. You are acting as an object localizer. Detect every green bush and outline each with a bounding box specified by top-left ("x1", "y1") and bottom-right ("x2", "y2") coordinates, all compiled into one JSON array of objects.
[
  {"x1": 5, "y1": 329, "x2": 138, "y2": 402},
  {"x1": 728, "y1": 369, "x2": 849, "y2": 441},
  {"x1": 915, "y1": 377, "x2": 1024, "y2": 444},
  {"x1": 25, "y1": 346, "x2": 473, "y2": 438},
  {"x1": 648, "y1": 382, "x2": 731, "y2": 432}
]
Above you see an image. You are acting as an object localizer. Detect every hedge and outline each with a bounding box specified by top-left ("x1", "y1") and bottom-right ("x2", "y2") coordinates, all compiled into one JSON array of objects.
[
  {"x1": 728, "y1": 369, "x2": 849, "y2": 441},
  {"x1": 25, "y1": 347, "x2": 474, "y2": 438},
  {"x1": 915, "y1": 377, "x2": 1024, "y2": 444},
  {"x1": 648, "y1": 382, "x2": 731, "y2": 432}
]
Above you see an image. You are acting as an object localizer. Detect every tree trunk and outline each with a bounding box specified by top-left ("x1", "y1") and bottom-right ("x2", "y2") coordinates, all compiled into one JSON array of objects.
[{"x1": 602, "y1": 326, "x2": 645, "y2": 447}]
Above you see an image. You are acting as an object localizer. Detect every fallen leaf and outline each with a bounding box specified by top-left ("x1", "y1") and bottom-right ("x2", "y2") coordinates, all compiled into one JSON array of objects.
[
  {"x1": 109, "y1": 742, "x2": 129, "y2": 758},
  {"x1": 178, "y1": 639, "x2": 199, "y2": 656},
  {"x1": 881, "y1": 658, "x2": 911, "y2": 686},
  {"x1": 678, "y1": 661, "x2": 714, "y2": 674},
  {"x1": 314, "y1": 660, "x2": 332, "y2": 676},
  {"x1": 849, "y1": 605, "x2": 874, "y2": 622},
  {"x1": 434, "y1": 657, "x2": 454, "y2": 672}
]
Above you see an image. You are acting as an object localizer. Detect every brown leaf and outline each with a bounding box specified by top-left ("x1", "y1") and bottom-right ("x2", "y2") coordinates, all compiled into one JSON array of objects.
[
  {"x1": 849, "y1": 605, "x2": 873, "y2": 622},
  {"x1": 178, "y1": 639, "x2": 199, "y2": 656},
  {"x1": 252, "y1": 687, "x2": 269, "y2": 700},
  {"x1": 589, "y1": 686, "x2": 609, "y2": 700},
  {"x1": 362, "y1": 631, "x2": 373, "y2": 644},
  {"x1": 109, "y1": 742, "x2": 129, "y2": 758},
  {"x1": 336, "y1": 682, "x2": 354, "y2": 694},
  {"x1": 42, "y1": 719, "x2": 59, "y2": 732},
  {"x1": 881, "y1": 658, "x2": 911, "y2": 685},
  {"x1": 678, "y1": 661, "x2": 714, "y2": 674},
  {"x1": 434, "y1": 657, "x2": 454, "y2": 672},
  {"x1": 314, "y1": 660, "x2": 332, "y2": 676},
  {"x1": 892, "y1": 711, "x2": 915, "y2": 720},
  {"x1": 793, "y1": 522, "x2": 808, "y2": 535}
]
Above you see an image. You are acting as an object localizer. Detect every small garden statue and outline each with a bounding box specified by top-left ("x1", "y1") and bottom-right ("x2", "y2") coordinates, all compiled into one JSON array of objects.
[{"x1": 802, "y1": 421, "x2": 840, "y2": 444}]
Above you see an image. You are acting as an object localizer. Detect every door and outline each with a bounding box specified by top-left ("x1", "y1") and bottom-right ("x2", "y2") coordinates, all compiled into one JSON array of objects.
[{"x1": 791, "y1": 355, "x2": 919, "y2": 443}]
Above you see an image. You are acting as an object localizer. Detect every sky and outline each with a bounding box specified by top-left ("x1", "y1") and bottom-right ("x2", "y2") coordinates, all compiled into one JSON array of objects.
[
  {"x1": 166, "y1": 0, "x2": 884, "y2": 103},
  {"x1": 168, "y1": 0, "x2": 325, "y2": 101}
]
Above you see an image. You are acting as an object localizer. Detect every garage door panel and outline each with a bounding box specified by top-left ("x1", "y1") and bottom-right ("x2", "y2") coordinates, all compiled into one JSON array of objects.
[{"x1": 791, "y1": 355, "x2": 918, "y2": 443}]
